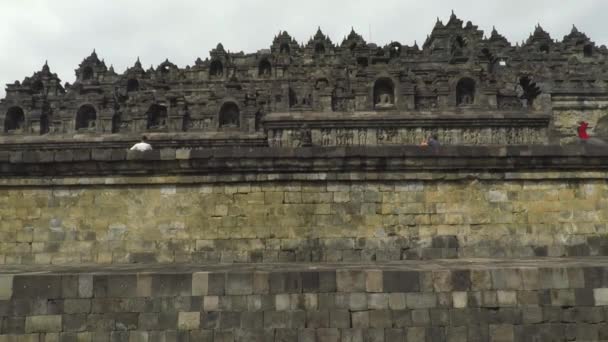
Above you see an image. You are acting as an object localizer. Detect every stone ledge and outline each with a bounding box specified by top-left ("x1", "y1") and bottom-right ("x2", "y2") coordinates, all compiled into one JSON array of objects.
[
  {"x1": 1, "y1": 257, "x2": 608, "y2": 275},
  {"x1": 0, "y1": 145, "x2": 606, "y2": 178}
]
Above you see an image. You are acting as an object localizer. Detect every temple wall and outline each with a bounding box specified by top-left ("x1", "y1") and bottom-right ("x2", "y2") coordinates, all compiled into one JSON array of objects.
[
  {"x1": 550, "y1": 96, "x2": 608, "y2": 144},
  {"x1": 1, "y1": 175, "x2": 607, "y2": 265},
  {"x1": 1, "y1": 261, "x2": 608, "y2": 340}
]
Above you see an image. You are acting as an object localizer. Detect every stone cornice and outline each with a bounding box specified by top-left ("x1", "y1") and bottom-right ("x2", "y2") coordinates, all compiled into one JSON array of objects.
[
  {"x1": 0, "y1": 145, "x2": 606, "y2": 180},
  {"x1": 263, "y1": 112, "x2": 551, "y2": 128}
]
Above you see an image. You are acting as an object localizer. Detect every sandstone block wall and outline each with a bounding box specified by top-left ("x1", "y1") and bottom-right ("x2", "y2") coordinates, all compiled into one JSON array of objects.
[
  {"x1": 1, "y1": 261, "x2": 608, "y2": 341},
  {"x1": 0, "y1": 177, "x2": 607, "y2": 265}
]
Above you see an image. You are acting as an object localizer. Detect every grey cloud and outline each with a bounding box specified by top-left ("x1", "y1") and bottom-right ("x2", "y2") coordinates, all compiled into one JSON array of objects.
[{"x1": 1, "y1": 0, "x2": 607, "y2": 97}]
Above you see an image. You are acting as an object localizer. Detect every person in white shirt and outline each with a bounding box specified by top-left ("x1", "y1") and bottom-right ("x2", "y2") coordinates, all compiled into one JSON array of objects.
[{"x1": 130, "y1": 135, "x2": 153, "y2": 151}]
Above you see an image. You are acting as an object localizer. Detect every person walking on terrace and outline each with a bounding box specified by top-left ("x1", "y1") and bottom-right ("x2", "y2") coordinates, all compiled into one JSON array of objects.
[
  {"x1": 420, "y1": 134, "x2": 440, "y2": 155},
  {"x1": 577, "y1": 121, "x2": 607, "y2": 146},
  {"x1": 130, "y1": 135, "x2": 153, "y2": 151}
]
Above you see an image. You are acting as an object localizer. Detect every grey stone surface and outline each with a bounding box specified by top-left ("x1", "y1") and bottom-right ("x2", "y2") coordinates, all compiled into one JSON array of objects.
[{"x1": 0, "y1": 260, "x2": 608, "y2": 339}]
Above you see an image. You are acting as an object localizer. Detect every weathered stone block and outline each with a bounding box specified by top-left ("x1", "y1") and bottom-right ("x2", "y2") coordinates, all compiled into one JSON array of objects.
[
  {"x1": 0, "y1": 275, "x2": 13, "y2": 300},
  {"x1": 594, "y1": 288, "x2": 608, "y2": 306},
  {"x1": 269, "y1": 272, "x2": 301, "y2": 294},
  {"x1": 365, "y1": 270, "x2": 383, "y2": 293},
  {"x1": 316, "y1": 328, "x2": 340, "y2": 342},
  {"x1": 329, "y1": 310, "x2": 350, "y2": 328},
  {"x1": 25, "y1": 315, "x2": 62, "y2": 333},
  {"x1": 306, "y1": 310, "x2": 329, "y2": 328},
  {"x1": 226, "y1": 272, "x2": 253, "y2": 295},
  {"x1": 336, "y1": 270, "x2": 365, "y2": 292},
  {"x1": 368, "y1": 310, "x2": 392, "y2": 328},
  {"x1": 453, "y1": 292, "x2": 468, "y2": 309},
  {"x1": 406, "y1": 293, "x2": 436, "y2": 309},
  {"x1": 191, "y1": 272, "x2": 209, "y2": 296},
  {"x1": 177, "y1": 312, "x2": 201, "y2": 330},
  {"x1": 383, "y1": 271, "x2": 420, "y2": 293},
  {"x1": 489, "y1": 324, "x2": 514, "y2": 342}
]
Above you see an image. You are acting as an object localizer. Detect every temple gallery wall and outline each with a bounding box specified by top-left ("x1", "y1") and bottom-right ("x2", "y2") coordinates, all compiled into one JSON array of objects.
[
  {"x1": 1, "y1": 14, "x2": 608, "y2": 341},
  {"x1": 0, "y1": 13, "x2": 607, "y2": 149}
]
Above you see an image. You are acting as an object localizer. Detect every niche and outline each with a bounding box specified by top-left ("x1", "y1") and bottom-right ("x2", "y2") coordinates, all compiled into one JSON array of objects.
[
  {"x1": 373, "y1": 78, "x2": 395, "y2": 109},
  {"x1": 389, "y1": 43, "x2": 401, "y2": 58},
  {"x1": 452, "y1": 36, "x2": 466, "y2": 56},
  {"x1": 75, "y1": 105, "x2": 97, "y2": 131},
  {"x1": 4, "y1": 107, "x2": 25, "y2": 132},
  {"x1": 146, "y1": 104, "x2": 168, "y2": 130},
  {"x1": 289, "y1": 88, "x2": 298, "y2": 108},
  {"x1": 127, "y1": 79, "x2": 139, "y2": 92},
  {"x1": 219, "y1": 102, "x2": 240, "y2": 128},
  {"x1": 209, "y1": 60, "x2": 224, "y2": 77},
  {"x1": 40, "y1": 114, "x2": 49, "y2": 135},
  {"x1": 112, "y1": 113, "x2": 121, "y2": 133},
  {"x1": 315, "y1": 43, "x2": 326, "y2": 54},
  {"x1": 518, "y1": 76, "x2": 542, "y2": 107},
  {"x1": 456, "y1": 78, "x2": 475, "y2": 106},
  {"x1": 32, "y1": 80, "x2": 44, "y2": 94},
  {"x1": 584, "y1": 44, "x2": 593, "y2": 57},
  {"x1": 258, "y1": 59, "x2": 272, "y2": 77},
  {"x1": 280, "y1": 43, "x2": 290, "y2": 54},
  {"x1": 82, "y1": 67, "x2": 94, "y2": 81}
]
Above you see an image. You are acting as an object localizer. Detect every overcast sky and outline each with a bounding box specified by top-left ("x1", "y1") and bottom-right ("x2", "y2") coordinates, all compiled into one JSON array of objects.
[{"x1": 1, "y1": 0, "x2": 607, "y2": 98}]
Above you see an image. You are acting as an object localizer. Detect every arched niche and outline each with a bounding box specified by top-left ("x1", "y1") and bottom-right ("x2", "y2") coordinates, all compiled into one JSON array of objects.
[
  {"x1": 111, "y1": 113, "x2": 121, "y2": 133},
  {"x1": 357, "y1": 57, "x2": 368, "y2": 68},
  {"x1": 518, "y1": 76, "x2": 542, "y2": 107},
  {"x1": 452, "y1": 36, "x2": 466, "y2": 56},
  {"x1": 258, "y1": 59, "x2": 272, "y2": 77},
  {"x1": 540, "y1": 44, "x2": 550, "y2": 53},
  {"x1": 218, "y1": 102, "x2": 240, "y2": 128},
  {"x1": 75, "y1": 104, "x2": 97, "y2": 131},
  {"x1": 456, "y1": 78, "x2": 476, "y2": 106},
  {"x1": 127, "y1": 79, "x2": 139, "y2": 92},
  {"x1": 160, "y1": 64, "x2": 171, "y2": 74},
  {"x1": 4, "y1": 107, "x2": 25, "y2": 133},
  {"x1": 82, "y1": 66, "x2": 94, "y2": 81},
  {"x1": 280, "y1": 43, "x2": 291, "y2": 54},
  {"x1": 40, "y1": 114, "x2": 49, "y2": 135},
  {"x1": 146, "y1": 104, "x2": 168, "y2": 130},
  {"x1": 315, "y1": 43, "x2": 326, "y2": 54},
  {"x1": 288, "y1": 88, "x2": 298, "y2": 108},
  {"x1": 389, "y1": 43, "x2": 401, "y2": 58},
  {"x1": 209, "y1": 60, "x2": 223, "y2": 78},
  {"x1": 32, "y1": 80, "x2": 44, "y2": 94},
  {"x1": 584, "y1": 44, "x2": 593, "y2": 57},
  {"x1": 373, "y1": 78, "x2": 395, "y2": 110}
]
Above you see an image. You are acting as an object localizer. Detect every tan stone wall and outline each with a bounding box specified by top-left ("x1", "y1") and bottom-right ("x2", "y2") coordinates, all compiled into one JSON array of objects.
[
  {"x1": 0, "y1": 177, "x2": 607, "y2": 264},
  {"x1": 552, "y1": 107, "x2": 608, "y2": 144}
]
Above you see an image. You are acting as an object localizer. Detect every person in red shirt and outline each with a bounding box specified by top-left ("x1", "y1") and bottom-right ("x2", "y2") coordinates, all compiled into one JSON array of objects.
[
  {"x1": 577, "y1": 121, "x2": 607, "y2": 146},
  {"x1": 578, "y1": 121, "x2": 589, "y2": 140}
]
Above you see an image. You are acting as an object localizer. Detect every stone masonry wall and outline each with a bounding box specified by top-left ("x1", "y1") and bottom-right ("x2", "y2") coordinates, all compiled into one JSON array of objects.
[
  {"x1": 1, "y1": 177, "x2": 607, "y2": 265},
  {"x1": 2, "y1": 261, "x2": 608, "y2": 341}
]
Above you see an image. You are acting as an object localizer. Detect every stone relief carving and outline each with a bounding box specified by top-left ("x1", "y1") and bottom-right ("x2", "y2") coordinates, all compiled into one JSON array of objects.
[{"x1": 270, "y1": 126, "x2": 546, "y2": 147}]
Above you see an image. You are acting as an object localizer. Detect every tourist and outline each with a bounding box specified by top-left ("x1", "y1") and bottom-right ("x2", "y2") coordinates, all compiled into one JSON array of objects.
[
  {"x1": 420, "y1": 134, "x2": 440, "y2": 153},
  {"x1": 577, "y1": 121, "x2": 607, "y2": 146},
  {"x1": 427, "y1": 134, "x2": 440, "y2": 148},
  {"x1": 130, "y1": 135, "x2": 153, "y2": 151},
  {"x1": 578, "y1": 121, "x2": 589, "y2": 141}
]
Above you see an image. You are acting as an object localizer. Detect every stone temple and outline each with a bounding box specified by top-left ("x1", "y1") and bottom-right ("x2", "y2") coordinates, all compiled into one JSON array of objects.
[{"x1": 0, "y1": 13, "x2": 608, "y2": 341}]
